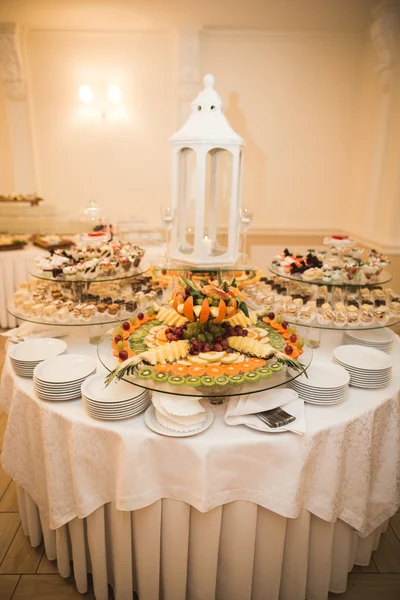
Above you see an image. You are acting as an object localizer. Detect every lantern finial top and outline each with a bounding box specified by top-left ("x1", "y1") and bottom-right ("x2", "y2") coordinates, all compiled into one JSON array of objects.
[
  {"x1": 170, "y1": 73, "x2": 244, "y2": 145},
  {"x1": 203, "y1": 74, "x2": 214, "y2": 88}
]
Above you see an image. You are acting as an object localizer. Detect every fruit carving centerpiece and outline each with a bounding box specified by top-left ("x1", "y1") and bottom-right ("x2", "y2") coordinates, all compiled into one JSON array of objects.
[{"x1": 105, "y1": 277, "x2": 306, "y2": 392}]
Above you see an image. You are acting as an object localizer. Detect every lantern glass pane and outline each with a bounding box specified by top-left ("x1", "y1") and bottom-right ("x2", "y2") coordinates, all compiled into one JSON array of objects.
[
  {"x1": 204, "y1": 148, "x2": 232, "y2": 258},
  {"x1": 177, "y1": 148, "x2": 196, "y2": 255}
]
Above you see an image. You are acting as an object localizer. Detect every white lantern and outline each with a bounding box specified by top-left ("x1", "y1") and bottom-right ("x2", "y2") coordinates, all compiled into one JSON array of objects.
[{"x1": 170, "y1": 74, "x2": 245, "y2": 267}]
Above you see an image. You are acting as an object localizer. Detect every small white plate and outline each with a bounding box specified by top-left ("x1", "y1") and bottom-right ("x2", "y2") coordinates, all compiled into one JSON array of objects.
[
  {"x1": 333, "y1": 345, "x2": 392, "y2": 371},
  {"x1": 34, "y1": 355, "x2": 97, "y2": 383},
  {"x1": 344, "y1": 329, "x2": 395, "y2": 344},
  {"x1": 9, "y1": 338, "x2": 67, "y2": 362},
  {"x1": 82, "y1": 375, "x2": 147, "y2": 403},
  {"x1": 144, "y1": 404, "x2": 214, "y2": 437}
]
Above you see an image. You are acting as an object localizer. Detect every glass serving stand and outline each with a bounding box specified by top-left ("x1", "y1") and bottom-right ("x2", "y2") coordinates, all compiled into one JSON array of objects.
[
  {"x1": 30, "y1": 261, "x2": 152, "y2": 283},
  {"x1": 97, "y1": 334, "x2": 313, "y2": 404},
  {"x1": 11, "y1": 263, "x2": 157, "y2": 343},
  {"x1": 280, "y1": 315, "x2": 400, "y2": 332},
  {"x1": 268, "y1": 263, "x2": 392, "y2": 287}
]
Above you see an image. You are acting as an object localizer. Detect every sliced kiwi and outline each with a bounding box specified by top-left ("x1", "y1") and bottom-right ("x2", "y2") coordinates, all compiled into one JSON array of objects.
[
  {"x1": 152, "y1": 371, "x2": 169, "y2": 383},
  {"x1": 186, "y1": 376, "x2": 202, "y2": 387},
  {"x1": 200, "y1": 376, "x2": 215, "y2": 387},
  {"x1": 168, "y1": 375, "x2": 185, "y2": 386},
  {"x1": 139, "y1": 368, "x2": 153, "y2": 379},
  {"x1": 229, "y1": 374, "x2": 245, "y2": 385},
  {"x1": 244, "y1": 371, "x2": 261, "y2": 382},
  {"x1": 214, "y1": 375, "x2": 229, "y2": 386},
  {"x1": 257, "y1": 367, "x2": 272, "y2": 378},
  {"x1": 269, "y1": 362, "x2": 283, "y2": 372}
]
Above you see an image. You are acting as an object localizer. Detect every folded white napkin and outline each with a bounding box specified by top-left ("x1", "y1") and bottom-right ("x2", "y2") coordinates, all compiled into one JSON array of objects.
[
  {"x1": 225, "y1": 389, "x2": 306, "y2": 434},
  {"x1": 1, "y1": 323, "x2": 67, "y2": 342},
  {"x1": 152, "y1": 392, "x2": 207, "y2": 432}
]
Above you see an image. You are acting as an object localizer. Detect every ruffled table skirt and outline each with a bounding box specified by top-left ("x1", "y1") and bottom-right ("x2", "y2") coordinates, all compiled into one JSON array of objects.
[{"x1": 16, "y1": 485, "x2": 386, "y2": 600}]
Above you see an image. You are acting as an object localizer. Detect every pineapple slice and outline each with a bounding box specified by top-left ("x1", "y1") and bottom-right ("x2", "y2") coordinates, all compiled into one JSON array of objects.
[
  {"x1": 143, "y1": 340, "x2": 189, "y2": 365},
  {"x1": 158, "y1": 307, "x2": 188, "y2": 327},
  {"x1": 225, "y1": 310, "x2": 258, "y2": 328},
  {"x1": 228, "y1": 336, "x2": 275, "y2": 359}
]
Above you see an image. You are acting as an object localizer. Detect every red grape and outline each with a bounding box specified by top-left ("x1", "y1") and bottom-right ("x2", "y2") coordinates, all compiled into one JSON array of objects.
[
  {"x1": 114, "y1": 335, "x2": 123, "y2": 343},
  {"x1": 268, "y1": 312, "x2": 275, "y2": 320},
  {"x1": 226, "y1": 347, "x2": 233, "y2": 353},
  {"x1": 203, "y1": 345, "x2": 211, "y2": 353},
  {"x1": 284, "y1": 345, "x2": 293, "y2": 355},
  {"x1": 213, "y1": 343, "x2": 223, "y2": 352},
  {"x1": 221, "y1": 339, "x2": 229, "y2": 348},
  {"x1": 281, "y1": 321, "x2": 288, "y2": 330},
  {"x1": 242, "y1": 329, "x2": 248, "y2": 336},
  {"x1": 119, "y1": 350, "x2": 129, "y2": 360},
  {"x1": 137, "y1": 312, "x2": 144, "y2": 320},
  {"x1": 122, "y1": 321, "x2": 130, "y2": 331},
  {"x1": 290, "y1": 334, "x2": 297, "y2": 343}
]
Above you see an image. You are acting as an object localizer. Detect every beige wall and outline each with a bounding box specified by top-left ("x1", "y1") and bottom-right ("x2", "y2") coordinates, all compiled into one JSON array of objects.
[
  {"x1": 200, "y1": 31, "x2": 362, "y2": 232},
  {"x1": 0, "y1": 0, "x2": 398, "y2": 260},
  {"x1": 25, "y1": 30, "x2": 177, "y2": 225}
]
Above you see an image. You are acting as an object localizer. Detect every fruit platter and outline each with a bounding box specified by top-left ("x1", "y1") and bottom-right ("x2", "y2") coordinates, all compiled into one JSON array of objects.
[{"x1": 98, "y1": 277, "x2": 311, "y2": 399}]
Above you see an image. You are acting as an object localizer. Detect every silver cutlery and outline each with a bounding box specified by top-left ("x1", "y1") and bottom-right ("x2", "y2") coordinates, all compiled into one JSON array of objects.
[{"x1": 256, "y1": 406, "x2": 296, "y2": 428}]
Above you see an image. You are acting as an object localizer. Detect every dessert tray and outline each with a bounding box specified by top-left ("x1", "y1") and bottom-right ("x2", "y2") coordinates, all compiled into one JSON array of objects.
[
  {"x1": 270, "y1": 243, "x2": 391, "y2": 286},
  {"x1": 0, "y1": 234, "x2": 28, "y2": 251},
  {"x1": 31, "y1": 234, "x2": 75, "y2": 250},
  {"x1": 246, "y1": 272, "x2": 400, "y2": 331},
  {"x1": 32, "y1": 240, "x2": 146, "y2": 282},
  {"x1": 9, "y1": 272, "x2": 164, "y2": 327},
  {"x1": 98, "y1": 276, "x2": 312, "y2": 399},
  {"x1": 0, "y1": 193, "x2": 43, "y2": 206}
]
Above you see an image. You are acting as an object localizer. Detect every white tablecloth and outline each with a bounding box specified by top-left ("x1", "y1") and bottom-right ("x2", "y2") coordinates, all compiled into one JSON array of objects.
[
  {"x1": 1, "y1": 331, "x2": 399, "y2": 537},
  {"x1": 15, "y1": 487, "x2": 388, "y2": 600},
  {"x1": 0, "y1": 245, "x2": 45, "y2": 328}
]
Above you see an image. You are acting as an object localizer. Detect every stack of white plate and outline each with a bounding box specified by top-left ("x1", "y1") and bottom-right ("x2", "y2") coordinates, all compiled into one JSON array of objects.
[
  {"x1": 9, "y1": 338, "x2": 67, "y2": 378},
  {"x1": 288, "y1": 361, "x2": 350, "y2": 405},
  {"x1": 33, "y1": 354, "x2": 96, "y2": 401},
  {"x1": 82, "y1": 375, "x2": 150, "y2": 420},
  {"x1": 343, "y1": 328, "x2": 395, "y2": 354},
  {"x1": 333, "y1": 345, "x2": 392, "y2": 389}
]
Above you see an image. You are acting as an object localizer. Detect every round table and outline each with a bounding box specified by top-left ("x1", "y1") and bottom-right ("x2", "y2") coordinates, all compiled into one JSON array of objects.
[{"x1": 1, "y1": 331, "x2": 399, "y2": 600}]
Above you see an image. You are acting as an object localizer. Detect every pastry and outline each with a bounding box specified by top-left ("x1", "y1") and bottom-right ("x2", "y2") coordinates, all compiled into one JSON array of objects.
[
  {"x1": 108, "y1": 303, "x2": 120, "y2": 315},
  {"x1": 82, "y1": 304, "x2": 96, "y2": 319},
  {"x1": 346, "y1": 306, "x2": 359, "y2": 323},
  {"x1": 96, "y1": 302, "x2": 107, "y2": 313}
]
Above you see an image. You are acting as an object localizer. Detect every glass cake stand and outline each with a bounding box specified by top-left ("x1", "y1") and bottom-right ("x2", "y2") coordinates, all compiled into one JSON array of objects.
[
  {"x1": 29, "y1": 260, "x2": 152, "y2": 283},
  {"x1": 268, "y1": 263, "x2": 392, "y2": 287},
  {"x1": 279, "y1": 315, "x2": 400, "y2": 332},
  {"x1": 97, "y1": 333, "x2": 313, "y2": 403}
]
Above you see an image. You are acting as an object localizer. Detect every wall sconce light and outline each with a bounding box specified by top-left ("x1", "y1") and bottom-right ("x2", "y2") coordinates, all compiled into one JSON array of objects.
[
  {"x1": 79, "y1": 85, "x2": 93, "y2": 104},
  {"x1": 107, "y1": 85, "x2": 122, "y2": 104}
]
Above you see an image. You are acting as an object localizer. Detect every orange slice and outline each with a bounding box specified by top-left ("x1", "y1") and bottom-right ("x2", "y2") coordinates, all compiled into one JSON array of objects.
[
  {"x1": 154, "y1": 363, "x2": 172, "y2": 373},
  {"x1": 206, "y1": 365, "x2": 225, "y2": 377},
  {"x1": 249, "y1": 358, "x2": 266, "y2": 368},
  {"x1": 171, "y1": 364, "x2": 189, "y2": 376},
  {"x1": 188, "y1": 365, "x2": 206, "y2": 377},
  {"x1": 223, "y1": 364, "x2": 240, "y2": 376},
  {"x1": 214, "y1": 299, "x2": 227, "y2": 323},
  {"x1": 263, "y1": 317, "x2": 271, "y2": 324},
  {"x1": 240, "y1": 361, "x2": 254, "y2": 372}
]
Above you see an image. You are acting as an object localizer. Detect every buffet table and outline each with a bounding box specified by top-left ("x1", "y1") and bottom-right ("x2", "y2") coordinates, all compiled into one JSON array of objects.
[{"x1": 1, "y1": 331, "x2": 399, "y2": 600}]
